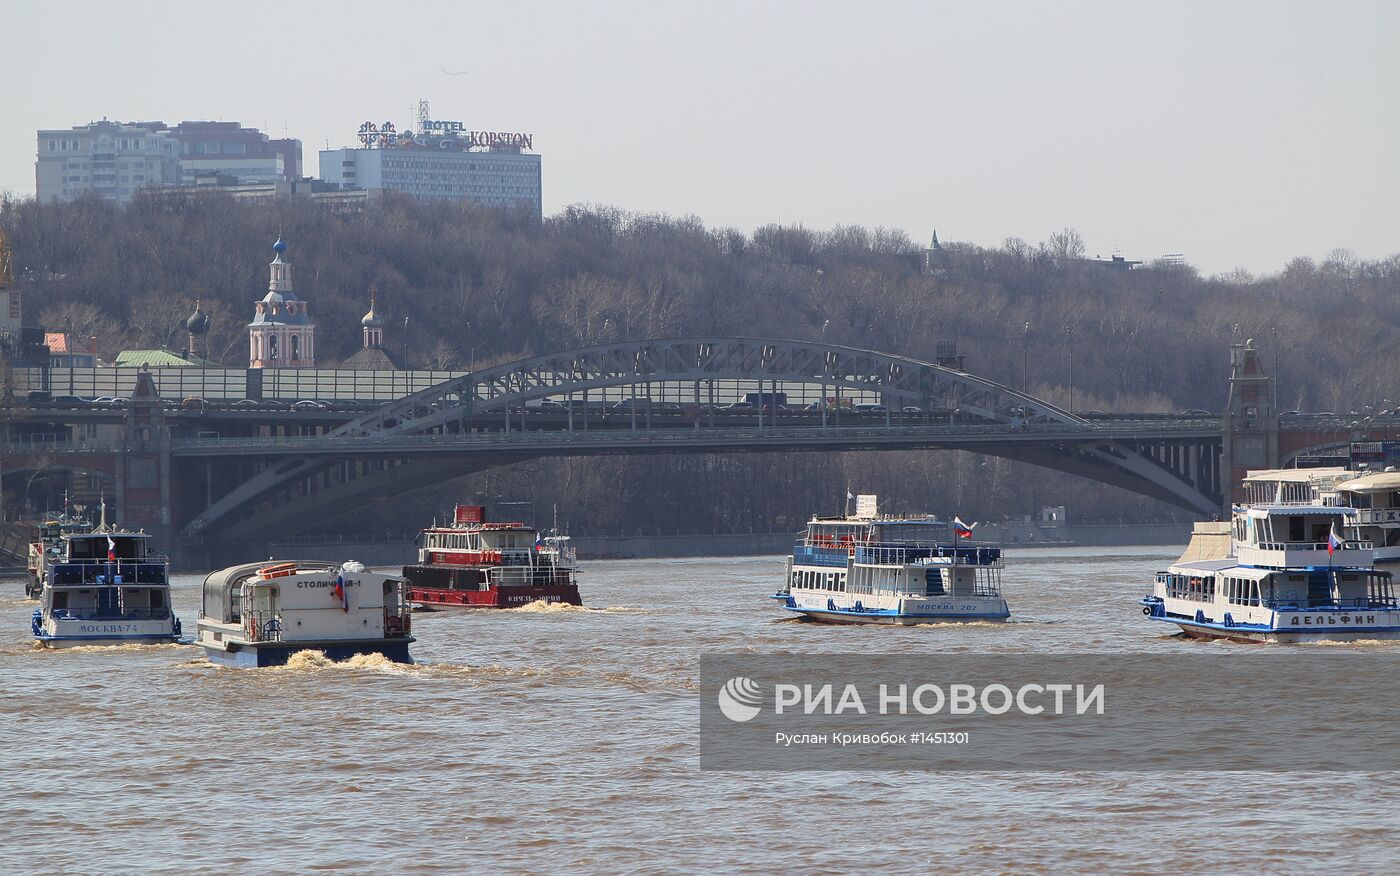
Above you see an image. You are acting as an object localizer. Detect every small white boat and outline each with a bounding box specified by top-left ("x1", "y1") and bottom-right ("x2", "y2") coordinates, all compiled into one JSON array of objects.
[
  {"x1": 196, "y1": 560, "x2": 414, "y2": 668},
  {"x1": 779, "y1": 494, "x2": 1009, "y2": 625},
  {"x1": 1141, "y1": 469, "x2": 1400, "y2": 643}
]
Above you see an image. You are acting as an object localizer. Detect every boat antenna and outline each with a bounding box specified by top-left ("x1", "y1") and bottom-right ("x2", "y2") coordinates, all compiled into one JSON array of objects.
[{"x1": 99, "y1": 496, "x2": 107, "y2": 530}]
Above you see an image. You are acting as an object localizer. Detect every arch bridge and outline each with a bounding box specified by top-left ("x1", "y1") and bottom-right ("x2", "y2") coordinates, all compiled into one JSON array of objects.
[{"x1": 180, "y1": 337, "x2": 1223, "y2": 544}]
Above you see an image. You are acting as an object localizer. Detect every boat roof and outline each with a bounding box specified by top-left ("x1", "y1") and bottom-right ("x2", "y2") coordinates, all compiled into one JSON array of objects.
[
  {"x1": 1244, "y1": 505, "x2": 1352, "y2": 517},
  {"x1": 63, "y1": 530, "x2": 149, "y2": 540},
  {"x1": 1336, "y1": 472, "x2": 1400, "y2": 493},
  {"x1": 1168, "y1": 559, "x2": 1273, "y2": 580},
  {"x1": 1243, "y1": 467, "x2": 1350, "y2": 483}
]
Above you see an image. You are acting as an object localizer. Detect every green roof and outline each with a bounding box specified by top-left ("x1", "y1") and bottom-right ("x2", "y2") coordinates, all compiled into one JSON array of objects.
[{"x1": 113, "y1": 349, "x2": 218, "y2": 368}]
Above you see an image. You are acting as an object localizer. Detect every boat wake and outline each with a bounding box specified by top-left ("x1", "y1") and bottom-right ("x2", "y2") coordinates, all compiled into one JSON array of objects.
[
  {"x1": 274, "y1": 650, "x2": 412, "y2": 672},
  {"x1": 511, "y1": 600, "x2": 641, "y2": 614},
  {"x1": 1302, "y1": 638, "x2": 1400, "y2": 648},
  {"x1": 31, "y1": 642, "x2": 193, "y2": 654}
]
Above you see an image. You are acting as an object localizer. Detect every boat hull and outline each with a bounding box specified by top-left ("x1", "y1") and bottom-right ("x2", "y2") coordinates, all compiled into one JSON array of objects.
[
  {"x1": 1141, "y1": 598, "x2": 1400, "y2": 643},
  {"x1": 37, "y1": 634, "x2": 181, "y2": 648},
  {"x1": 199, "y1": 636, "x2": 416, "y2": 669},
  {"x1": 786, "y1": 607, "x2": 1010, "y2": 626},
  {"x1": 782, "y1": 594, "x2": 1010, "y2": 626},
  {"x1": 33, "y1": 610, "x2": 181, "y2": 647},
  {"x1": 408, "y1": 584, "x2": 581, "y2": 609}
]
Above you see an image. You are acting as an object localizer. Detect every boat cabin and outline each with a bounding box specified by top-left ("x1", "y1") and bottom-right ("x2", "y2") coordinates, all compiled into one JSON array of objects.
[
  {"x1": 41, "y1": 532, "x2": 172, "y2": 625},
  {"x1": 1233, "y1": 506, "x2": 1371, "y2": 568},
  {"x1": 201, "y1": 561, "x2": 411, "y2": 645},
  {"x1": 1336, "y1": 471, "x2": 1400, "y2": 560}
]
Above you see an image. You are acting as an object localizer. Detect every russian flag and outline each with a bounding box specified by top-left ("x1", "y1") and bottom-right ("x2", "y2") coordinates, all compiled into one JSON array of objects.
[
  {"x1": 1328, "y1": 528, "x2": 1343, "y2": 555},
  {"x1": 535, "y1": 532, "x2": 545, "y2": 551},
  {"x1": 106, "y1": 536, "x2": 117, "y2": 562},
  {"x1": 953, "y1": 517, "x2": 976, "y2": 539},
  {"x1": 333, "y1": 573, "x2": 349, "y2": 612}
]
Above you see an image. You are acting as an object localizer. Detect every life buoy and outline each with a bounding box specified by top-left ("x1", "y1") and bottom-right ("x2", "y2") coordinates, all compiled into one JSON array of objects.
[
  {"x1": 1142, "y1": 606, "x2": 1152, "y2": 616},
  {"x1": 249, "y1": 618, "x2": 259, "y2": 640}
]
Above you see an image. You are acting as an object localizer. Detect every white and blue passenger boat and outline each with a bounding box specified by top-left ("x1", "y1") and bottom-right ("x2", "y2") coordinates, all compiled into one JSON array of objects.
[
  {"x1": 31, "y1": 514, "x2": 180, "y2": 647},
  {"x1": 1141, "y1": 469, "x2": 1400, "y2": 643},
  {"x1": 196, "y1": 560, "x2": 415, "y2": 668},
  {"x1": 778, "y1": 495, "x2": 1009, "y2": 625}
]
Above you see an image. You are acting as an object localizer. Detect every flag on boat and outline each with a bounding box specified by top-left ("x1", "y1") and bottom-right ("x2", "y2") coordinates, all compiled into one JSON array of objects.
[
  {"x1": 1328, "y1": 527, "x2": 1343, "y2": 555},
  {"x1": 534, "y1": 532, "x2": 545, "y2": 551},
  {"x1": 333, "y1": 573, "x2": 349, "y2": 612},
  {"x1": 847, "y1": 491, "x2": 855, "y2": 501},
  {"x1": 106, "y1": 536, "x2": 117, "y2": 562},
  {"x1": 953, "y1": 517, "x2": 976, "y2": 539}
]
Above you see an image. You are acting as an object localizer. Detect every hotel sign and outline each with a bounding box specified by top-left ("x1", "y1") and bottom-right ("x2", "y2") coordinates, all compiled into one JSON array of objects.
[{"x1": 358, "y1": 120, "x2": 533, "y2": 151}]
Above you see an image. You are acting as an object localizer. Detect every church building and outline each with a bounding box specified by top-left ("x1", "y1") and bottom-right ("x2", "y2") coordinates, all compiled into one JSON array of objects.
[{"x1": 248, "y1": 236, "x2": 315, "y2": 368}]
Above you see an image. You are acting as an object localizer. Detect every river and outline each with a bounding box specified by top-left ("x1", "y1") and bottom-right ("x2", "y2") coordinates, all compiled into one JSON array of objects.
[{"x1": 2, "y1": 547, "x2": 1397, "y2": 874}]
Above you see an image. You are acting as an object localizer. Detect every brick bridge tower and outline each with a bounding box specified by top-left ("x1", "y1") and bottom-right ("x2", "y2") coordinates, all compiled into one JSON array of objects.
[
  {"x1": 115, "y1": 366, "x2": 173, "y2": 546},
  {"x1": 1220, "y1": 338, "x2": 1278, "y2": 507}
]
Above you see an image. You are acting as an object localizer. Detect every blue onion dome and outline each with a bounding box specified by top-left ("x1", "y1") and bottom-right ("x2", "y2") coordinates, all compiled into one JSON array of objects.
[
  {"x1": 185, "y1": 298, "x2": 210, "y2": 334},
  {"x1": 272, "y1": 236, "x2": 287, "y2": 254}
]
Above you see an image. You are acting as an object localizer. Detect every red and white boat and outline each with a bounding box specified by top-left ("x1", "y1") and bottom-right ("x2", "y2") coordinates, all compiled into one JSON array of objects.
[{"x1": 403, "y1": 505, "x2": 581, "y2": 608}]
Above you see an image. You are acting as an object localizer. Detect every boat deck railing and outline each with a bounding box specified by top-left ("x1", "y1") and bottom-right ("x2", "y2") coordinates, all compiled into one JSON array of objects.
[
  {"x1": 48, "y1": 562, "x2": 169, "y2": 586},
  {"x1": 1264, "y1": 596, "x2": 1399, "y2": 610},
  {"x1": 246, "y1": 610, "x2": 284, "y2": 643},
  {"x1": 793, "y1": 542, "x2": 1002, "y2": 568},
  {"x1": 384, "y1": 605, "x2": 412, "y2": 637},
  {"x1": 488, "y1": 566, "x2": 574, "y2": 586},
  {"x1": 1253, "y1": 541, "x2": 1372, "y2": 551}
]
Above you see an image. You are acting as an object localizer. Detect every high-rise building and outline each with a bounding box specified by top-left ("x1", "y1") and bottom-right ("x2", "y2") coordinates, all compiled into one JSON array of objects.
[
  {"x1": 36, "y1": 120, "x2": 181, "y2": 204},
  {"x1": 320, "y1": 120, "x2": 540, "y2": 215},
  {"x1": 36, "y1": 120, "x2": 303, "y2": 204},
  {"x1": 171, "y1": 121, "x2": 301, "y2": 185}
]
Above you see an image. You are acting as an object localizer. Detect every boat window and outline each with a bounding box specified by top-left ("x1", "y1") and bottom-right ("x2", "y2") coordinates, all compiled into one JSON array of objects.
[
  {"x1": 53, "y1": 592, "x2": 68, "y2": 610},
  {"x1": 1288, "y1": 517, "x2": 1305, "y2": 542}
]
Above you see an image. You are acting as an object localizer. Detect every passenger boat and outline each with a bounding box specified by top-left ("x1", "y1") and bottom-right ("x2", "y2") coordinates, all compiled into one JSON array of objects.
[
  {"x1": 195, "y1": 560, "x2": 414, "y2": 668},
  {"x1": 779, "y1": 494, "x2": 1009, "y2": 625},
  {"x1": 403, "y1": 505, "x2": 580, "y2": 608},
  {"x1": 25, "y1": 508, "x2": 94, "y2": 599},
  {"x1": 1141, "y1": 469, "x2": 1400, "y2": 643},
  {"x1": 1335, "y1": 468, "x2": 1400, "y2": 566},
  {"x1": 30, "y1": 507, "x2": 180, "y2": 646}
]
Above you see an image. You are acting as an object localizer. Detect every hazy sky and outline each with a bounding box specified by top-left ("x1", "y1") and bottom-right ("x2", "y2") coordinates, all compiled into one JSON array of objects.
[{"x1": 4, "y1": 0, "x2": 1397, "y2": 275}]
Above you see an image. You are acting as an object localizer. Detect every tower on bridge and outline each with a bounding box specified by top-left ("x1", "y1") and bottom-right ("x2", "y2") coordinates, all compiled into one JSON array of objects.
[
  {"x1": 1221, "y1": 338, "x2": 1278, "y2": 505},
  {"x1": 248, "y1": 236, "x2": 316, "y2": 368}
]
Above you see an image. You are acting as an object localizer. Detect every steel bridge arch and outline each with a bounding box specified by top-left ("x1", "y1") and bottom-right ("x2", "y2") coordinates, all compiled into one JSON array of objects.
[{"x1": 184, "y1": 338, "x2": 1218, "y2": 538}]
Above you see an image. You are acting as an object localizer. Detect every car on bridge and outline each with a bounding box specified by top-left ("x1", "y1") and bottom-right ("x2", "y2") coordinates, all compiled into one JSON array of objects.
[{"x1": 92, "y1": 396, "x2": 128, "y2": 408}]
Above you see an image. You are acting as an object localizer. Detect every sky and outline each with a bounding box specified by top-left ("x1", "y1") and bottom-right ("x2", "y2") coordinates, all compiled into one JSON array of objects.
[{"x1": 3, "y1": 0, "x2": 1397, "y2": 276}]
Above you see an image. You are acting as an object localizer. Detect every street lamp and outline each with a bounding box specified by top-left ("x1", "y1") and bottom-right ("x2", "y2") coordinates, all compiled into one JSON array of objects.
[
  {"x1": 1065, "y1": 325, "x2": 1074, "y2": 414},
  {"x1": 1022, "y1": 321, "x2": 1030, "y2": 393}
]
